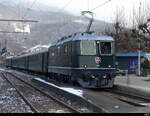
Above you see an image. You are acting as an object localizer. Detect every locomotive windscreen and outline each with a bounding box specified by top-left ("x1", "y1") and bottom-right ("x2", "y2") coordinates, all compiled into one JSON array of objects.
[
  {"x1": 80, "y1": 40, "x2": 96, "y2": 55},
  {"x1": 77, "y1": 40, "x2": 113, "y2": 55}
]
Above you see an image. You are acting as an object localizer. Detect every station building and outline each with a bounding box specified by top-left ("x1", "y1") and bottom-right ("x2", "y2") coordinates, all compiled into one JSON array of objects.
[{"x1": 116, "y1": 53, "x2": 146, "y2": 74}]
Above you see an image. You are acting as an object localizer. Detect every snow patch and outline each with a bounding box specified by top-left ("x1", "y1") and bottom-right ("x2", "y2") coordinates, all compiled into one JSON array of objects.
[
  {"x1": 60, "y1": 87, "x2": 83, "y2": 97},
  {"x1": 7, "y1": 88, "x2": 16, "y2": 91},
  {"x1": 1, "y1": 68, "x2": 84, "y2": 97},
  {"x1": 0, "y1": 68, "x2": 7, "y2": 72},
  {"x1": 0, "y1": 101, "x2": 3, "y2": 104},
  {"x1": 35, "y1": 78, "x2": 84, "y2": 97},
  {"x1": 139, "y1": 103, "x2": 150, "y2": 107},
  {"x1": 48, "y1": 109, "x2": 68, "y2": 113}
]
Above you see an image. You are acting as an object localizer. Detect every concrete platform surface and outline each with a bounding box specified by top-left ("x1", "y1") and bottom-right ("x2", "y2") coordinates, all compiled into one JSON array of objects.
[{"x1": 115, "y1": 75, "x2": 150, "y2": 94}]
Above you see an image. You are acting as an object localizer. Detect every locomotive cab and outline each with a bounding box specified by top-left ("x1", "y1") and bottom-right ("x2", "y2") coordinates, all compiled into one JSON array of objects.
[
  {"x1": 76, "y1": 40, "x2": 115, "y2": 68},
  {"x1": 73, "y1": 34, "x2": 116, "y2": 88}
]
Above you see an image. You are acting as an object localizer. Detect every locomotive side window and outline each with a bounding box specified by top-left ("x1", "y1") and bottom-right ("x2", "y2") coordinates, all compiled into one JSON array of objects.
[
  {"x1": 80, "y1": 40, "x2": 96, "y2": 55},
  {"x1": 50, "y1": 47, "x2": 55, "y2": 57},
  {"x1": 100, "y1": 42, "x2": 112, "y2": 55}
]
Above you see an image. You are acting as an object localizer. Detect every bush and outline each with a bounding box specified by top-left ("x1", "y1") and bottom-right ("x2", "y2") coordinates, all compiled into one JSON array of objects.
[{"x1": 141, "y1": 58, "x2": 150, "y2": 69}]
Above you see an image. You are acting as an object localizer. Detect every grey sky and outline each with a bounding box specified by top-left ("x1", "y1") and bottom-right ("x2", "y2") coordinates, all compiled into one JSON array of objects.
[{"x1": 36, "y1": 0, "x2": 150, "y2": 25}]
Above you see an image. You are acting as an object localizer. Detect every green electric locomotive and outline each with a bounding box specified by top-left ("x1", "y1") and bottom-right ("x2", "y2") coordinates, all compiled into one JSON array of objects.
[{"x1": 48, "y1": 32, "x2": 116, "y2": 88}]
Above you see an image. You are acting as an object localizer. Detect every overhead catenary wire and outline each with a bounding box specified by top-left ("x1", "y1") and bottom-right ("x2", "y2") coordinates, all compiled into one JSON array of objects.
[
  {"x1": 90, "y1": 0, "x2": 112, "y2": 11},
  {"x1": 57, "y1": 0, "x2": 73, "y2": 37},
  {"x1": 80, "y1": 0, "x2": 113, "y2": 33},
  {"x1": 58, "y1": 0, "x2": 73, "y2": 12},
  {"x1": 0, "y1": 0, "x2": 19, "y2": 16},
  {"x1": 4, "y1": 0, "x2": 27, "y2": 20},
  {"x1": 22, "y1": 0, "x2": 38, "y2": 19},
  {"x1": 21, "y1": 0, "x2": 38, "y2": 41},
  {"x1": 26, "y1": 0, "x2": 74, "y2": 40}
]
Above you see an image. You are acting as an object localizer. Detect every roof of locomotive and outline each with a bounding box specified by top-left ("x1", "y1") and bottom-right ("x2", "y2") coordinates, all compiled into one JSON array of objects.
[{"x1": 50, "y1": 33, "x2": 114, "y2": 47}]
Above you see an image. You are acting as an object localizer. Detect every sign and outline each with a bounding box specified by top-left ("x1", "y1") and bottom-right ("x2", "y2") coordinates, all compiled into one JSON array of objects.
[{"x1": 95, "y1": 57, "x2": 101, "y2": 64}]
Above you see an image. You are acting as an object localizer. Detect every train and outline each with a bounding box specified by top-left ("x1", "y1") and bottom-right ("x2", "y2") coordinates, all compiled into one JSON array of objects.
[{"x1": 5, "y1": 32, "x2": 116, "y2": 88}]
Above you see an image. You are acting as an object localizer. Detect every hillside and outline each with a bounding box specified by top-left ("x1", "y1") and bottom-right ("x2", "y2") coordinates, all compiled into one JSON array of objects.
[{"x1": 0, "y1": 1, "x2": 113, "y2": 56}]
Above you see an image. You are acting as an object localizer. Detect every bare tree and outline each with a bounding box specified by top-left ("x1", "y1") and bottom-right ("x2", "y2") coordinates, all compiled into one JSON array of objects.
[
  {"x1": 131, "y1": 1, "x2": 150, "y2": 35},
  {"x1": 112, "y1": 7, "x2": 130, "y2": 52}
]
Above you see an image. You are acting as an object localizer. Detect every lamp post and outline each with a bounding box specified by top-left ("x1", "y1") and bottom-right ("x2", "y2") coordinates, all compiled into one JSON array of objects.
[
  {"x1": 138, "y1": 2, "x2": 141, "y2": 76},
  {"x1": 138, "y1": 37, "x2": 141, "y2": 76}
]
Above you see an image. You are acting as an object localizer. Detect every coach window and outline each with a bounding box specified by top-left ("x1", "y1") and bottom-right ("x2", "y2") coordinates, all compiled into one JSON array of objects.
[
  {"x1": 50, "y1": 48, "x2": 55, "y2": 57},
  {"x1": 64, "y1": 45, "x2": 68, "y2": 54},
  {"x1": 57, "y1": 46, "x2": 60, "y2": 56},
  {"x1": 51, "y1": 51, "x2": 55, "y2": 56}
]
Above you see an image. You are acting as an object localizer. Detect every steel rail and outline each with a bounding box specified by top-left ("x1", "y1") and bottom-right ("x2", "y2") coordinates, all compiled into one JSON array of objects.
[
  {"x1": 104, "y1": 88, "x2": 150, "y2": 107},
  {"x1": 106, "y1": 88, "x2": 150, "y2": 101},
  {"x1": 1, "y1": 72, "x2": 39, "y2": 113},
  {"x1": 5, "y1": 71, "x2": 82, "y2": 113}
]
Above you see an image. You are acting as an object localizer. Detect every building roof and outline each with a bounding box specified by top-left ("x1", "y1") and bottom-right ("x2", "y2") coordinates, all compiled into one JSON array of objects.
[{"x1": 116, "y1": 53, "x2": 145, "y2": 57}]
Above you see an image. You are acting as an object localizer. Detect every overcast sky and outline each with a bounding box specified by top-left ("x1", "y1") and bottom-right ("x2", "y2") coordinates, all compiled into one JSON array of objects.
[
  {"x1": 1, "y1": 0, "x2": 148, "y2": 27},
  {"x1": 36, "y1": 0, "x2": 150, "y2": 25}
]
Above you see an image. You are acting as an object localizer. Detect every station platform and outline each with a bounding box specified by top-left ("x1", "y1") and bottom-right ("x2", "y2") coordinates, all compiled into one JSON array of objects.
[{"x1": 114, "y1": 74, "x2": 150, "y2": 98}]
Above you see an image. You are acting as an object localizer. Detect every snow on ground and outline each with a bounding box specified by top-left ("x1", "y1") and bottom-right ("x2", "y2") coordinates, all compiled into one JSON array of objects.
[
  {"x1": 139, "y1": 103, "x2": 150, "y2": 107},
  {"x1": 7, "y1": 70, "x2": 33, "y2": 77},
  {"x1": 35, "y1": 78, "x2": 84, "y2": 98},
  {"x1": 0, "y1": 75, "x2": 33, "y2": 113},
  {"x1": 0, "y1": 68, "x2": 84, "y2": 98},
  {"x1": 0, "y1": 67, "x2": 7, "y2": 72},
  {"x1": 2, "y1": 68, "x2": 150, "y2": 96},
  {"x1": 1, "y1": 68, "x2": 37, "y2": 79},
  {"x1": 48, "y1": 109, "x2": 67, "y2": 113}
]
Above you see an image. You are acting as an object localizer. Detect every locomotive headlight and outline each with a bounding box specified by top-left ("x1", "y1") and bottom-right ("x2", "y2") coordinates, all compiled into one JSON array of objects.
[
  {"x1": 103, "y1": 75, "x2": 107, "y2": 79},
  {"x1": 91, "y1": 75, "x2": 95, "y2": 79},
  {"x1": 108, "y1": 65, "x2": 111, "y2": 68},
  {"x1": 83, "y1": 64, "x2": 88, "y2": 69}
]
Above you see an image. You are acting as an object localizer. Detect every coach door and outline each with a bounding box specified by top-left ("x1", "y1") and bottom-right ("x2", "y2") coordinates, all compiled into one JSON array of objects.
[{"x1": 42, "y1": 52, "x2": 48, "y2": 73}]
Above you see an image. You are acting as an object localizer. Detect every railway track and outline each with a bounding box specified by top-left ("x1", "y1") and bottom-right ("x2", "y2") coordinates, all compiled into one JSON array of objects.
[
  {"x1": 2, "y1": 69, "x2": 105, "y2": 113},
  {"x1": 103, "y1": 88, "x2": 150, "y2": 108},
  {"x1": 3, "y1": 69, "x2": 150, "y2": 113},
  {"x1": 0, "y1": 71, "x2": 82, "y2": 113}
]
